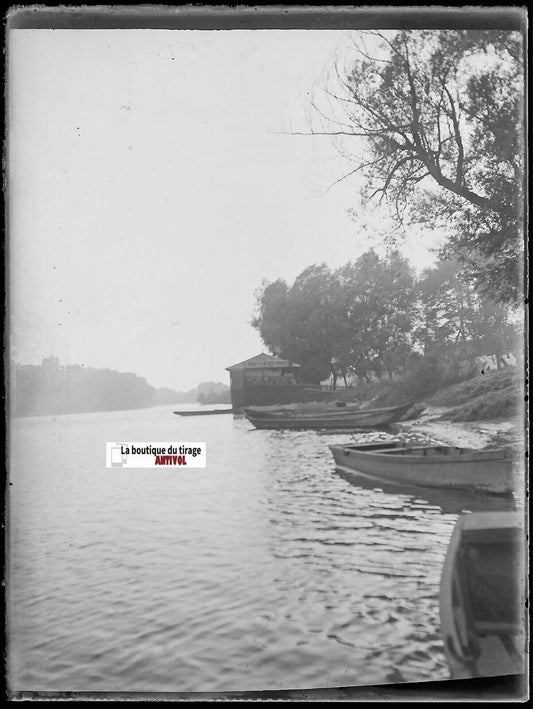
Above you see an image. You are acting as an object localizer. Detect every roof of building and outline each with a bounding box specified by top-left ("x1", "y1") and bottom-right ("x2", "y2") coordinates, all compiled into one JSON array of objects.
[{"x1": 225, "y1": 353, "x2": 301, "y2": 372}]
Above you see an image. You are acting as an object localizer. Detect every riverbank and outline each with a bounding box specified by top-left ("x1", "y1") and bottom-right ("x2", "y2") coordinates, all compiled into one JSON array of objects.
[
  {"x1": 396, "y1": 405, "x2": 523, "y2": 451},
  {"x1": 388, "y1": 369, "x2": 524, "y2": 451}
]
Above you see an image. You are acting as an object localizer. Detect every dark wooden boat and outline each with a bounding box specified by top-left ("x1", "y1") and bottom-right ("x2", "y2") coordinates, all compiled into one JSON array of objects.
[
  {"x1": 245, "y1": 401, "x2": 414, "y2": 430},
  {"x1": 328, "y1": 440, "x2": 514, "y2": 494},
  {"x1": 245, "y1": 405, "x2": 361, "y2": 420},
  {"x1": 440, "y1": 511, "x2": 526, "y2": 679},
  {"x1": 244, "y1": 400, "x2": 360, "y2": 417},
  {"x1": 174, "y1": 408, "x2": 236, "y2": 416}
]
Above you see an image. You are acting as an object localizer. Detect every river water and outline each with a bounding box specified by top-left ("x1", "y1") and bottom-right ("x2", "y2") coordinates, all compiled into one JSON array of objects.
[{"x1": 7, "y1": 405, "x2": 517, "y2": 693}]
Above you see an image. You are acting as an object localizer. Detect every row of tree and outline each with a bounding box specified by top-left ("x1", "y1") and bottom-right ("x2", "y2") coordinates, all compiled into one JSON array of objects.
[
  {"x1": 12, "y1": 357, "x2": 159, "y2": 417},
  {"x1": 197, "y1": 382, "x2": 231, "y2": 405},
  {"x1": 161, "y1": 381, "x2": 230, "y2": 405},
  {"x1": 269, "y1": 28, "x2": 524, "y2": 392},
  {"x1": 11, "y1": 357, "x2": 232, "y2": 417},
  {"x1": 252, "y1": 251, "x2": 518, "y2": 386}
]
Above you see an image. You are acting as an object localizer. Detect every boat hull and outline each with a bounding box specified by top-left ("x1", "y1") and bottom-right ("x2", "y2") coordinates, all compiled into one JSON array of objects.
[
  {"x1": 245, "y1": 402, "x2": 414, "y2": 430},
  {"x1": 329, "y1": 442, "x2": 514, "y2": 494},
  {"x1": 440, "y1": 512, "x2": 526, "y2": 679},
  {"x1": 244, "y1": 402, "x2": 362, "y2": 418},
  {"x1": 174, "y1": 409, "x2": 236, "y2": 416}
]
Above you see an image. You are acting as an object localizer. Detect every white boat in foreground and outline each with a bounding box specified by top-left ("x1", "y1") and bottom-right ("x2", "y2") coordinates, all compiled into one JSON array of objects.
[{"x1": 329, "y1": 440, "x2": 514, "y2": 495}]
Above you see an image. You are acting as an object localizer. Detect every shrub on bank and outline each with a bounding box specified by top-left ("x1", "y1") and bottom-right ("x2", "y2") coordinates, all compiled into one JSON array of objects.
[{"x1": 345, "y1": 355, "x2": 470, "y2": 407}]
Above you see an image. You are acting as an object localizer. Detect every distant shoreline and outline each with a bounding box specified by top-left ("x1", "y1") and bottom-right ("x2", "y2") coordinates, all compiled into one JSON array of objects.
[{"x1": 9, "y1": 400, "x2": 215, "y2": 420}]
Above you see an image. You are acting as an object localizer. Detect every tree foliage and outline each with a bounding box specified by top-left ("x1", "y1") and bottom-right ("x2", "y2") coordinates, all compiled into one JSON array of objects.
[
  {"x1": 252, "y1": 266, "x2": 341, "y2": 383},
  {"x1": 315, "y1": 30, "x2": 524, "y2": 303},
  {"x1": 253, "y1": 252, "x2": 519, "y2": 386},
  {"x1": 335, "y1": 251, "x2": 417, "y2": 379},
  {"x1": 416, "y1": 258, "x2": 517, "y2": 357},
  {"x1": 253, "y1": 251, "x2": 417, "y2": 384}
]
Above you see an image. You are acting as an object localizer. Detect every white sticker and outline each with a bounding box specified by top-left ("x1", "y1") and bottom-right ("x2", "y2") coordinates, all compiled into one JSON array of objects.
[{"x1": 106, "y1": 442, "x2": 206, "y2": 468}]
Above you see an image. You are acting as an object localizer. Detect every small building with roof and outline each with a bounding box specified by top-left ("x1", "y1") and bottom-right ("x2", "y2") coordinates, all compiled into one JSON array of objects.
[{"x1": 225, "y1": 353, "x2": 302, "y2": 409}]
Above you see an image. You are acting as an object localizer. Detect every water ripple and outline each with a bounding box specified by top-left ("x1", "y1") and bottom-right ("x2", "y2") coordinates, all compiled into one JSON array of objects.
[{"x1": 7, "y1": 406, "x2": 490, "y2": 691}]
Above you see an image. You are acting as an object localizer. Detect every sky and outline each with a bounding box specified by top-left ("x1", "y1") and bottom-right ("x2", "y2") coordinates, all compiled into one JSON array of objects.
[{"x1": 8, "y1": 29, "x2": 442, "y2": 391}]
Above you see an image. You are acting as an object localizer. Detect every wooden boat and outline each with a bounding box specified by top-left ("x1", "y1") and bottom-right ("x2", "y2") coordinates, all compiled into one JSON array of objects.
[
  {"x1": 328, "y1": 440, "x2": 514, "y2": 494},
  {"x1": 245, "y1": 402, "x2": 362, "y2": 419},
  {"x1": 244, "y1": 401, "x2": 361, "y2": 418},
  {"x1": 174, "y1": 408, "x2": 236, "y2": 416},
  {"x1": 245, "y1": 401, "x2": 414, "y2": 430},
  {"x1": 440, "y1": 512, "x2": 525, "y2": 679}
]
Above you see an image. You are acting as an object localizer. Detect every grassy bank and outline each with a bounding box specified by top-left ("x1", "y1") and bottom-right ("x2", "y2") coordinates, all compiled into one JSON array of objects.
[
  {"x1": 428, "y1": 369, "x2": 524, "y2": 422},
  {"x1": 344, "y1": 368, "x2": 523, "y2": 423}
]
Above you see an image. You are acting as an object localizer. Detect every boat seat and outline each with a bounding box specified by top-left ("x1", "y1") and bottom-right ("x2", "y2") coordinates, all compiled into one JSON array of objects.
[
  {"x1": 474, "y1": 620, "x2": 523, "y2": 636},
  {"x1": 349, "y1": 442, "x2": 399, "y2": 451}
]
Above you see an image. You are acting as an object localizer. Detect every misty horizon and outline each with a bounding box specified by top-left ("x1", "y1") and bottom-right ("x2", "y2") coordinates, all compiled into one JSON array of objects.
[
  {"x1": 10, "y1": 354, "x2": 231, "y2": 396},
  {"x1": 8, "y1": 29, "x2": 444, "y2": 392}
]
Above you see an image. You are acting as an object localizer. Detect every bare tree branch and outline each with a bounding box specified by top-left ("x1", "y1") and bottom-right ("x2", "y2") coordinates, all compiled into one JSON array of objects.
[{"x1": 443, "y1": 84, "x2": 465, "y2": 186}]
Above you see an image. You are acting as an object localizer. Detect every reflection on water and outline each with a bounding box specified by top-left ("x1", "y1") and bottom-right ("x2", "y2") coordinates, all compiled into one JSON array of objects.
[
  {"x1": 7, "y1": 406, "x2": 519, "y2": 692},
  {"x1": 335, "y1": 468, "x2": 516, "y2": 516}
]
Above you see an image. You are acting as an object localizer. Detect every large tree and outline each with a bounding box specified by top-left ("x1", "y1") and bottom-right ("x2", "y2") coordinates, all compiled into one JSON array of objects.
[
  {"x1": 416, "y1": 257, "x2": 518, "y2": 357},
  {"x1": 253, "y1": 252, "x2": 417, "y2": 384},
  {"x1": 252, "y1": 265, "x2": 341, "y2": 383},
  {"x1": 335, "y1": 250, "x2": 417, "y2": 380},
  {"x1": 314, "y1": 30, "x2": 524, "y2": 303}
]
